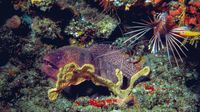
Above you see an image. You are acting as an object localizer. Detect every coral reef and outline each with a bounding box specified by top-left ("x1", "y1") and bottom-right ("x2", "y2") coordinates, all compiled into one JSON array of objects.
[
  {"x1": 132, "y1": 53, "x2": 200, "y2": 111},
  {"x1": 32, "y1": 17, "x2": 61, "y2": 40},
  {"x1": 65, "y1": 8, "x2": 118, "y2": 40}
]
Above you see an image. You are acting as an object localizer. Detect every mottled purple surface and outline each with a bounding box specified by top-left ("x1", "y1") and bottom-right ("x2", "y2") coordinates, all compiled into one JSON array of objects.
[{"x1": 41, "y1": 44, "x2": 139, "y2": 82}]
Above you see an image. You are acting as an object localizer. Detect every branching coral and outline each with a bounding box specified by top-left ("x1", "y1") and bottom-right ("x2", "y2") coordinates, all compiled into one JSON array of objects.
[{"x1": 48, "y1": 62, "x2": 150, "y2": 107}]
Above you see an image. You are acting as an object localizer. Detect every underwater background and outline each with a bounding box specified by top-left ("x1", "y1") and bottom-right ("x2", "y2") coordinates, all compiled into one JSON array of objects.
[{"x1": 0, "y1": 0, "x2": 200, "y2": 112}]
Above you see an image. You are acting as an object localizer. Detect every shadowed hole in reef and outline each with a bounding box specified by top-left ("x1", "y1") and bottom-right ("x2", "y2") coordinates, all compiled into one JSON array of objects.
[
  {"x1": 185, "y1": 45, "x2": 200, "y2": 94},
  {"x1": 184, "y1": 45, "x2": 200, "y2": 111},
  {"x1": 61, "y1": 76, "x2": 150, "y2": 100},
  {"x1": 61, "y1": 80, "x2": 110, "y2": 100},
  {"x1": 84, "y1": 0, "x2": 103, "y2": 10},
  {"x1": 0, "y1": 0, "x2": 15, "y2": 26},
  {"x1": 0, "y1": 49, "x2": 9, "y2": 66},
  {"x1": 40, "y1": 36, "x2": 70, "y2": 47},
  {"x1": 47, "y1": 4, "x2": 75, "y2": 33}
]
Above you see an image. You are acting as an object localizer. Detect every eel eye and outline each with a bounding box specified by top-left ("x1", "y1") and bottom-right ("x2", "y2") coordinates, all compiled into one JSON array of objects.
[{"x1": 43, "y1": 60, "x2": 59, "y2": 70}]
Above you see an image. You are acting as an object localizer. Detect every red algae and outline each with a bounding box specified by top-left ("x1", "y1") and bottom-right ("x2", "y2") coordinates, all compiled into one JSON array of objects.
[
  {"x1": 143, "y1": 83, "x2": 166, "y2": 94},
  {"x1": 74, "y1": 98, "x2": 119, "y2": 108}
]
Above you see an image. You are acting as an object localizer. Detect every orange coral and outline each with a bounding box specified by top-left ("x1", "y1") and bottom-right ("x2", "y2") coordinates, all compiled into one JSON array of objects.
[
  {"x1": 169, "y1": 10, "x2": 181, "y2": 16},
  {"x1": 184, "y1": 16, "x2": 198, "y2": 25},
  {"x1": 169, "y1": 6, "x2": 183, "y2": 16},
  {"x1": 189, "y1": 1, "x2": 200, "y2": 7},
  {"x1": 189, "y1": 17, "x2": 197, "y2": 25},
  {"x1": 166, "y1": 15, "x2": 176, "y2": 27},
  {"x1": 184, "y1": 16, "x2": 190, "y2": 25},
  {"x1": 188, "y1": 6, "x2": 197, "y2": 14}
]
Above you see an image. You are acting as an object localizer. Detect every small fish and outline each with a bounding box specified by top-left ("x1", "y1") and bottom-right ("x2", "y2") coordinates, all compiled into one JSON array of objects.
[
  {"x1": 172, "y1": 27, "x2": 200, "y2": 47},
  {"x1": 177, "y1": 28, "x2": 200, "y2": 47},
  {"x1": 178, "y1": 30, "x2": 200, "y2": 37},
  {"x1": 172, "y1": 26, "x2": 200, "y2": 37}
]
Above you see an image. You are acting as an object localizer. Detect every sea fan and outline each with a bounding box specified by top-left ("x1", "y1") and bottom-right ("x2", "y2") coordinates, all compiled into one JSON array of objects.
[{"x1": 124, "y1": 13, "x2": 188, "y2": 66}]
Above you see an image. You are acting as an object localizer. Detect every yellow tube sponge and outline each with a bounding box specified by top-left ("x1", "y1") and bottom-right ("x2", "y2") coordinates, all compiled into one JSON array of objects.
[
  {"x1": 48, "y1": 62, "x2": 151, "y2": 104},
  {"x1": 48, "y1": 62, "x2": 95, "y2": 101},
  {"x1": 90, "y1": 66, "x2": 150, "y2": 98}
]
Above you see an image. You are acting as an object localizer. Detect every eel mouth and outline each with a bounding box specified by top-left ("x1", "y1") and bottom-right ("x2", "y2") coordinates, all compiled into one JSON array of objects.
[
  {"x1": 42, "y1": 59, "x2": 59, "y2": 70},
  {"x1": 41, "y1": 59, "x2": 59, "y2": 81}
]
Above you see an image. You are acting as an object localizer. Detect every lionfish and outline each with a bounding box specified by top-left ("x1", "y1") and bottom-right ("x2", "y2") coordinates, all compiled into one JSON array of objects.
[{"x1": 123, "y1": 13, "x2": 188, "y2": 66}]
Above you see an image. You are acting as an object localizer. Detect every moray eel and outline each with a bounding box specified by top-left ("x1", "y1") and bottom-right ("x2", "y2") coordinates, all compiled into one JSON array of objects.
[{"x1": 41, "y1": 44, "x2": 141, "y2": 83}]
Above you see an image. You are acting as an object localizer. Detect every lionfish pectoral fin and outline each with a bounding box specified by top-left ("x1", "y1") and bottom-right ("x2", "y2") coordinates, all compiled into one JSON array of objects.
[
  {"x1": 165, "y1": 32, "x2": 188, "y2": 67},
  {"x1": 124, "y1": 20, "x2": 152, "y2": 46}
]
